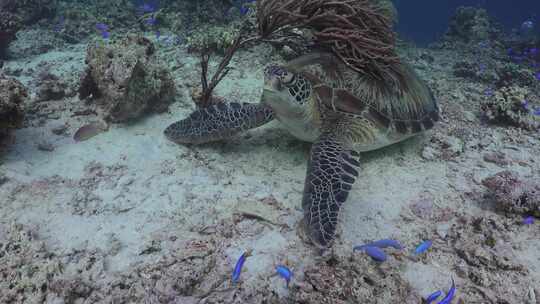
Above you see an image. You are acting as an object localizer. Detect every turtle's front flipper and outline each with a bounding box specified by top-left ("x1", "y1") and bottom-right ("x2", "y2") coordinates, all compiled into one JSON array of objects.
[
  {"x1": 302, "y1": 132, "x2": 360, "y2": 248},
  {"x1": 164, "y1": 102, "x2": 274, "y2": 144}
]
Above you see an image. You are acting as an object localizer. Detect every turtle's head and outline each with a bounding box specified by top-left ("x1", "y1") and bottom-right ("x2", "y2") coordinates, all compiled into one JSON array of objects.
[{"x1": 262, "y1": 65, "x2": 311, "y2": 110}]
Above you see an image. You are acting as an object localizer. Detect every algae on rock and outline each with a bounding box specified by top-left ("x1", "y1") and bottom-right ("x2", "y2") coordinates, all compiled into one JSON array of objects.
[{"x1": 79, "y1": 35, "x2": 176, "y2": 123}]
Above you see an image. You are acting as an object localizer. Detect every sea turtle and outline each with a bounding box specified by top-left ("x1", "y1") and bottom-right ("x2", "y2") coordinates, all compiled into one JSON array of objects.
[{"x1": 164, "y1": 52, "x2": 439, "y2": 248}]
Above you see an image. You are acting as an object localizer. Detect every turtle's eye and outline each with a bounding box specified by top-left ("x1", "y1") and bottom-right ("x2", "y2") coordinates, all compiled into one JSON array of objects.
[{"x1": 281, "y1": 72, "x2": 295, "y2": 86}]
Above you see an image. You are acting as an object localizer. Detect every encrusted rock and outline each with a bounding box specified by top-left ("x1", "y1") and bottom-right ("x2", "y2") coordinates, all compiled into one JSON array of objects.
[
  {"x1": 79, "y1": 35, "x2": 176, "y2": 122},
  {"x1": 0, "y1": 72, "x2": 27, "y2": 138},
  {"x1": 480, "y1": 86, "x2": 540, "y2": 130},
  {"x1": 482, "y1": 170, "x2": 540, "y2": 216},
  {"x1": 36, "y1": 72, "x2": 67, "y2": 101}
]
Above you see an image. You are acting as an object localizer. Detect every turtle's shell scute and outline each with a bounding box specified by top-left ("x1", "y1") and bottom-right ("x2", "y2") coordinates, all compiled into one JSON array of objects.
[{"x1": 285, "y1": 53, "x2": 439, "y2": 135}]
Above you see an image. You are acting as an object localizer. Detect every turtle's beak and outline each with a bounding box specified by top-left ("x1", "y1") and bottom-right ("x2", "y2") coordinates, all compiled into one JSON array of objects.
[{"x1": 263, "y1": 75, "x2": 283, "y2": 93}]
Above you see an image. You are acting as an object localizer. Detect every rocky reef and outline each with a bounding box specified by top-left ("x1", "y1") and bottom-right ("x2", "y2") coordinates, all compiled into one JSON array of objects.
[
  {"x1": 78, "y1": 35, "x2": 176, "y2": 123},
  {"x1": 0, "y1": 72, "x2": 27, "y2": 139}
]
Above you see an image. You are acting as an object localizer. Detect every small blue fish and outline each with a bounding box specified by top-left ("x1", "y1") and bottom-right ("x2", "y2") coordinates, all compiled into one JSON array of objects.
[
  {"x1": 507, "y1": 48, "x2": 514, "y2": 55},
  {"x1": 521, "y1": 99, "x2": 530, "y2": 110},
  {"x1": 437, "y1": 278, "x2": 456, "y2": 304},
  {"x1": 232, "y1": 250, "x2": 251, "y2": 283},
  {"x1": 239, "y1": 5, "x2": 249, "y2": 15},
  {"x1": 137, "y1": 2, "x2": 157, "y2": 16},
  {"x1": 146, "y1": 17, "x2": 157, "y2": 25},
  {"x1": 276, "y1": 265, "x2": 292, "y2": 287},
  {"x1": 524, "y1": 216, "x2": 535, "y2": 225},
  {"x1": 521, "y1": 20, "x2": 534, "y2": 31},
  {"x1": 535, "y1": 71, "x2": 540, "y2": 81},
  {"x1": 96, "y1": 23, "x2": 108, "y2": 31},
  {"x1": 174, "y1": 35, "x2": 183, "y2": 45},
  {"x1": 361, "y1": 246, "x2": 387, "y2": 262},
  {"x1": 414, "y1": 240, "x2": 432, "y2": 255},
  {"x1": 54, "y1": 16, "x2": 65, "y2": 33},
  {"x1": 96, "y1": 23, "x2": 110, "y2": 39},
  {"x1": 425, "y1": 290, "x2": 443, "y2": 304},
  {"x1": 353, "y1": 239, "x2": 403, "y2": 251},
  {"x1": 534, "y1": 107, "x2": 540, "y2": 116}
]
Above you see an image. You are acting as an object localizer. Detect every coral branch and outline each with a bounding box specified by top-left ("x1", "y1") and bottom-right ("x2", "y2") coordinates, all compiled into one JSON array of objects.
[{"x1": 197, "y1": 31, "x2": 244, "y2": 107}]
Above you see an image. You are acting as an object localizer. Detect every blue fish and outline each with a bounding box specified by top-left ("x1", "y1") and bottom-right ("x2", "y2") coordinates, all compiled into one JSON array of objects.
[
  {"x1": 100, "y1": 30, "x2": 110, "y2": 39},
  {"x1": 96, "y1": 23, "x2": 108, "y2": 31},
  {"x1": 437, "y1": 278, "x2": 456, "y2": 304},
  {"x1": 425, "y1": 290, "x2": 442, "y2": 304},
  {"x1": 521, "y1": 20, "x2": 534, "y2": 31},
  {"x1": 240, "y1": 5, "x2": 249, "y2": 15},
  {"x1": 360, "y1": 246, "x2": 387, "y2": 262},
  {"x1": 353, "y1": 239, "x2": 403, "y2": 251},
  {"x1": 524, "y1": 216, "x2": 535, "y2": 225},
  {"x1": 276, "y1": 265, "x2": 292, "y2": 287},
  {"x1": 534, "y1": 107, "x2": 540, "y2": 116},
  {"x1": 174, "y1": 35, "x2": 183, "y2": 45},
  {"x1": 535, "y1": 71, "x2": 540, "y2": 81},
  {"x1": 414, "y1": 240, "x2": 432, "y2": 255},
  {"x1": 146, "y1": 17, "x2": 157, "y2": 26},
  {"x1": 54, "y1": 16, "x2": 65, "y2": 33},
  {"x1": 232, "y1": 250, "x2": 251, "y2": 283},
  {"x1": 137, "y1": 2, "x2": 157, "y2": 16}
]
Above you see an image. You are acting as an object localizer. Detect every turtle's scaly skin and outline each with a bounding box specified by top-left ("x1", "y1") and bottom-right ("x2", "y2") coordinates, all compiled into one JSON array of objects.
[{"x1": 164, "y1": 52, "x2": 439, "y2": 249}]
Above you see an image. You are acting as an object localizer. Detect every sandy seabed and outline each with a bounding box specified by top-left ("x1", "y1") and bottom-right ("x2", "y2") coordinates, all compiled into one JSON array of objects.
[{"x1": 1, "y1": 32, "x2": 540, "y2": 303}]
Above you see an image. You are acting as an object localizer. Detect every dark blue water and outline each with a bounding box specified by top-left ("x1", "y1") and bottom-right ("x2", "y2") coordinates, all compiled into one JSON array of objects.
[{"x1": 394, "y1": 0, "x2": 540, "y2": 44}]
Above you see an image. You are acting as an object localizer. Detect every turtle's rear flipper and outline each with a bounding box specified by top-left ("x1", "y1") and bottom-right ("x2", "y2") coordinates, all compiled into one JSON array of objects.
[
  {"x1": 302, "y1": 133, "x2": 360, "y2": 248},
  {"x1": 164, "y1": 102, "x2": 274, "y2": 144}
]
